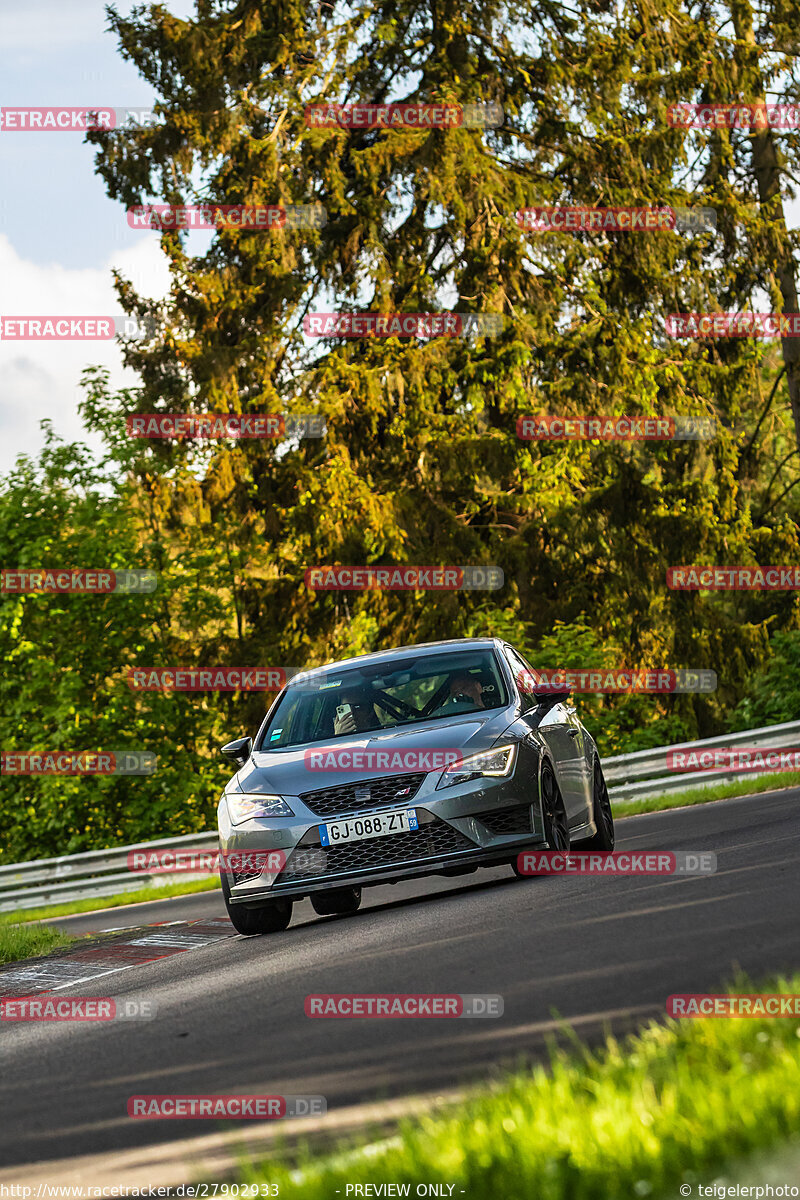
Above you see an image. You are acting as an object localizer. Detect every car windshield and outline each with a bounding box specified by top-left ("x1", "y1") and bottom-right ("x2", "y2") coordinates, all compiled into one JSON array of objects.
[{"x1": 257, "y1": 648, "x2": 508, "y2": 750}]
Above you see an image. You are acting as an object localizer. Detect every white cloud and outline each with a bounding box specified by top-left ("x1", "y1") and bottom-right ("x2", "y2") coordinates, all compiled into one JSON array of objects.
[{"x1": 0, "y1": 233, "x2": 171, "y2": 475}]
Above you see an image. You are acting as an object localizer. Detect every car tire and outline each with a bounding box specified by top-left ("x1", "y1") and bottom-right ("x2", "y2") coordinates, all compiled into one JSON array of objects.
[
  {"x1": 220, "y1": 869, "x2": 293, "y2": 934},
  {"x1": 509, "y1": 846, "x2": 543, "y2": 880},
  {"x1": 310, "y1": 887, "x2": 362, "y2": 916},
  {"x1": 541, "y1": 760, "x2": 570, "y2": 851},
  {"x1": 510, "y1": 762, "x2": 569, "y2": 878},
  {"x1": 579, "y1": 757, "x2": 615, "y2": 851}
]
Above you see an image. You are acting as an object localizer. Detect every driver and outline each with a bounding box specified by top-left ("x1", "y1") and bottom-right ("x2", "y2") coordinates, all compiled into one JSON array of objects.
[{"x1": 435, "y1": 672, "x2": 485, "y2": 713}]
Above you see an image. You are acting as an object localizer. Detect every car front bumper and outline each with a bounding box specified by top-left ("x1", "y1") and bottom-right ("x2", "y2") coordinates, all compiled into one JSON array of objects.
[{"x1": 219, "y1": 771, "x2": 546, "y2": 904}]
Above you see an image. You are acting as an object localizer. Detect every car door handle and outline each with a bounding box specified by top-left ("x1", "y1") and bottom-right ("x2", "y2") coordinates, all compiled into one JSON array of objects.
[{"x1": 568, "y1": 728, "x2": 580, "y2": 738}]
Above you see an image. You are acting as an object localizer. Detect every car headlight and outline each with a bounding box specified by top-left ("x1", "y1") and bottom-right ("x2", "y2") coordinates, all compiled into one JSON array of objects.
[
  {"x1": 436, "y1": 744, "x2": 517, "y2": 790},
  {"x1": 226, "y1": 794, "x2": 295, "y2": 824}
]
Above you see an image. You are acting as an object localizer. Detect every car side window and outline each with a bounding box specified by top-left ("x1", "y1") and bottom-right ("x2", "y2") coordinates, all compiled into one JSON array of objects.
[{"x1": 503, "y1": 647, "x2": 539, "y2": 712}]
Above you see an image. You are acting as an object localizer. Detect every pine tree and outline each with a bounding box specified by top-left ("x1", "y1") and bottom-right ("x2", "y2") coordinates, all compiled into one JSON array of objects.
[{"x1": 83, "y1": 0, "x2": 799, "y2": 745}]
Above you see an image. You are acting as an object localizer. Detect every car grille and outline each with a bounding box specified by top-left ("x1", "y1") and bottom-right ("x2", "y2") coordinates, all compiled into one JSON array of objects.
[
  {"x1": 275, "y1": 816, "x2": 476, "y2": 883},
  {"x1": 299, "y1": 772, "x2": 427, "y2": 818},
  {"x1": 232, "y1": 866, "x2": 264, "y2": 886},
  {"x1": 477, "y1": 804, "x2": 532, "y2": 835}
]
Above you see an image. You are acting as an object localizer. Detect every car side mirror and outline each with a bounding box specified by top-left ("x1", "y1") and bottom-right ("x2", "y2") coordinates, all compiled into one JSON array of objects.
[
  {"x1": 221, "y1": 736, "x2": 252, "y2": 766},
  {"x1": 516, "y1": 670, "x2": 571, "y2": 706},
  {"x1": 534, "y1": 688, "x2": 572, "y2": 704}
]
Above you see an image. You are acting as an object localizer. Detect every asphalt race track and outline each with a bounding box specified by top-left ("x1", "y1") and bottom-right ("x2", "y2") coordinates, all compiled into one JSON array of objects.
[{"x1": 1, "y1": 791, "x2": 798, "y2": 1174}]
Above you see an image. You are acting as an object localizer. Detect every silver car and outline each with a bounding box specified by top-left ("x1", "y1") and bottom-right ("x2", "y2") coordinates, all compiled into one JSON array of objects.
[{"x1": 217, "y1": 638, "x2": 615, "y2": 934}]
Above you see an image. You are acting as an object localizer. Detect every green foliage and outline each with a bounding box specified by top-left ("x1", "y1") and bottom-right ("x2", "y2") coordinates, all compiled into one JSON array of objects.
[
  {"x1": 0, "y1": 422, "x2": 233, "y2": 862},
  {"x1": 729, "y1": 630, "x2": 800, "y2": 730},
  {"x1": 530, "y1": 619, "x2": 695, "y2": 754},
  {"x1": 84, "y1": 0, "x2": 799, "y2": 735}
]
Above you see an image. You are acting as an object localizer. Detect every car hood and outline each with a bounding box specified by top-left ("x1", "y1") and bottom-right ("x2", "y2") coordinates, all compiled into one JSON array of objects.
[{"x1": 231, "y1": 706, "x2": 516, "y2": 796}]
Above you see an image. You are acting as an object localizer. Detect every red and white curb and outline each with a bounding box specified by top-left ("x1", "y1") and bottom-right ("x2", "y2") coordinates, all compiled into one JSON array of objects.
[{"x1": 0, "y1": 919, "x2": 237, "y2": 996}]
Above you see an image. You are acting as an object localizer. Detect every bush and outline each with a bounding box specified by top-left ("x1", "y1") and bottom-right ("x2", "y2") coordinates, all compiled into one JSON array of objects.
[{"x1": 729, "y1": 630, "x2": 800, "y2": 731}]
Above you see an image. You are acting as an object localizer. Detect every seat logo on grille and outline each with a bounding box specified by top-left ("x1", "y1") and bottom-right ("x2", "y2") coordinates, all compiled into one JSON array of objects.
[{"x1": 354, "y1": 786, "x2": 371, "y2": 803}]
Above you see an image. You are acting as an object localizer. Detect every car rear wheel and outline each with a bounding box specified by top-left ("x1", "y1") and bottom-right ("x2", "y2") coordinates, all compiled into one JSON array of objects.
[
  {"x1": 221, "y1": 869, "x2": 293, "y2": 934},
  {"x1": 580, "y1": 757, "x2": 615, "y2": 851},
  {"x1": 310, "y1": 887, "x2": 362, "y2": 916}
]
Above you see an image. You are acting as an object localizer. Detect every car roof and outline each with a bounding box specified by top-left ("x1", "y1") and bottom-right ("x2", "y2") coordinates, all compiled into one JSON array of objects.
[{"x1": 288, "y1": 638, "x2": 504, "y2": 683}]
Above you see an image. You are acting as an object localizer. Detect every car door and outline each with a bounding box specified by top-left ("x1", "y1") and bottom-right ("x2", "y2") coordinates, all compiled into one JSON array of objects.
[
  {"x1": 560, "y1": 699, "x2": 593, "y2": 827},
  {"x1": 503, "y1": 646, "x2": 590, "y2": 829}
]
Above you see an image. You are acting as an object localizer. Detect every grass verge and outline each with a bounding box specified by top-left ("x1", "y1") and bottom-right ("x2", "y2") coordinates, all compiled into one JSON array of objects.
[
  {"x1": 238, "y1": 973, "x2": 800, "y2": 1199},
  {"x1": 0, "y1": 876, "x2": 220, "y2": 926},
  {"x1": 614, "y1": 770, "x2": 800, "y2": 816},
  {"x1": 0, "y1": 921, "x2": 74, "y2": 965}
]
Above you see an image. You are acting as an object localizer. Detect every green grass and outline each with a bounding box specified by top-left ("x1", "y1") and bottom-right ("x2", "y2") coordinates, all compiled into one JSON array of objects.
[
  {"x1": 0, "y1": 921, "x2": 74, "y2": 964},
  {"x1": 0, "y1": 875, "x2": 220, "y2": 926},
  {"x1": 238, "y1": 973, "x2": 800, "y2": 1199},
  {"x1": 614, "y1": 770, "x2": 800, "y2": 817}
]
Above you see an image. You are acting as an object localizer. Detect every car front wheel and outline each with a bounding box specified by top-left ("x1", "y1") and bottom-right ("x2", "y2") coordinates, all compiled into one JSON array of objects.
[
  {"x1": 221, "y1": 869, "x2": 293, "y2": 934},
  {"x1": 511, "y1": 761, "x2": 569, "y2": 878},
  {"x1": 541, "y1": 761, "x2": 570, "y2": 851}
]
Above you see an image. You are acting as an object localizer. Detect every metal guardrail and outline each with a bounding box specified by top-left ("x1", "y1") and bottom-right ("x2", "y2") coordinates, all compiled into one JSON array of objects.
[
  {"x1": 1, "y1": 721, "x2": 798, "y2": 914},
  {"x1": 603, "y1": 718, "x2": 800, "y2": 801},
  {"x1": 0, "y1": 832, "x2": 216, "y2": 914}
]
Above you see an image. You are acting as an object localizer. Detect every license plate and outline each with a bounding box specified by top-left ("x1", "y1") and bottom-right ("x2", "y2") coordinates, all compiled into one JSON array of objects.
[{"x1": 318, "y1": 808, "x2": 419, "y2": 847}]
